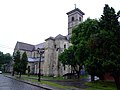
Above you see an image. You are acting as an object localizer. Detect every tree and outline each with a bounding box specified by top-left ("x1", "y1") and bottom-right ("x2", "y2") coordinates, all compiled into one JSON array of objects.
[
  {"x1": 89, "y1": 4, "x2": 120, "y2": 89},
  {"x1": 71, "y1": 18, "x2": 100, "y2": 80},
  {"x1": 0, "y1": 51, "x2": 4, "y2": 64},
  {"x1": 21, "y1": 52, "x2": 28, "y2": 74},
  {"x1": 13, "y1": 50, "x2": 21, "y2": 77},
  {"x1": 0, "y1": 51, "x2": 12, "y2": 71},
  {"x1": 13, "y1": 51, "x2": 28, "y2": 78},
  {"x1": 59, "y1": 46, "x2": 81, "y2": 78},
  {"x1": 27, "y1": 66, "x2": 30, "y2": 76},
  {"x1": 4, "y1": 53, "x2": 12, "y2": 63},
  {"x1": 59, "y1": 18, "x2": 100, "y2": 79}
]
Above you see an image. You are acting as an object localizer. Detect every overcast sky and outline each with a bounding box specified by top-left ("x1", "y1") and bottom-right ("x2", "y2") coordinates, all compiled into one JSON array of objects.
[{"x1": 0, "y1": 0, "x2": 119, "y2": 54}]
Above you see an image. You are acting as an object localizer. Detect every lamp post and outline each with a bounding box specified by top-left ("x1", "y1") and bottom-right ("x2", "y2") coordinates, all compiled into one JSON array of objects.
[{"x1": 37, "y1": 48, "x2": 44, "y2": 81}]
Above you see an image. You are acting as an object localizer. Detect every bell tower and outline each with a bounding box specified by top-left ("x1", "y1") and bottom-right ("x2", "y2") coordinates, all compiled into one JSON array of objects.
[{"x1": 66, "y1": 6, "x2": 85, "y2": 39}]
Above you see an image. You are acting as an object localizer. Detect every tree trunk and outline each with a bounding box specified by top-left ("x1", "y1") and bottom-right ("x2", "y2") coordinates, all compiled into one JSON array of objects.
[
  {"x1": 99, "y1": 75, "x2": 104, "y2": 80},
  {"x1": 19, "y1": 72, "x2": 22, "y2": 78},
  {"x1": 91, "y1": 75, "x2": 95, "y2": 81},
  {"x1": 12, "y1": 70, "x2": 14, "y2": 76},
  {"x1": 78, "y1": 66, "x2": 82, "y2": 79},
  {"x1": 76, "y1": 71, "x2": 80, "y2": 79},
  {"x1": 73, "y1": 66, "x2": 80, "y2": 79},
  {"x1": 113, "y1": 75, "x2": 120, "y2": 90}
]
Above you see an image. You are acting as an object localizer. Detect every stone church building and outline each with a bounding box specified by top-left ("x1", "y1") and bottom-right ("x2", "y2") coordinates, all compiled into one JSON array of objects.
[{"x1": 14, "y1": 7, "x2": 84, "y2": 76}]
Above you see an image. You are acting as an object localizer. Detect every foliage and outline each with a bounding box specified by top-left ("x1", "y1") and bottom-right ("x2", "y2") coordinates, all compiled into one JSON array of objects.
[
  {"x1": 4, "y1": 53, "x2": 12, "y2": 63},
  {"x1": 13, "y1": 50, "x2": 21, "y2": 73},
  {"x1": 21, "y1": 52, "x2": 28, "y2": 74},
  {"x1": 73, "y1": 18, "x2": 100, "y2": 77},
  {"x1": 87, "y1": 4, "x2": 120, "y2": 89},
  {"x1": 0, "y1": 51, "x2": 12, "y2": 70},
  {"x1": 0, "y1": 51, "x2": 12, "y2": 64},
  {"x1": 59, "y1": 45, "x2": 82, "y2": 78},
  {"x1": 59, "y1": 46, "x2": 76, "y2": 67},
  {"x1": 13, "y1": 51, "x2": 28, "y2": 77},
  {"x1": 59, "y1": 19, "x2": 100, "y2": 78},
  {"x1": 59, "y1": 4, "x2": 120, "y2": 89}
]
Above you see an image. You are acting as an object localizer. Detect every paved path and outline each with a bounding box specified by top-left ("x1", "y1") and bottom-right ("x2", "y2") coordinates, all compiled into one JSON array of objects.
[{"x1": 0, "y1": 74, "x2": 46, "y2": 90}]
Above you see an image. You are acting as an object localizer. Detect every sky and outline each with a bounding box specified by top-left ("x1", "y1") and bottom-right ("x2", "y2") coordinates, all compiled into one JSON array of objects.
[{"x1": 0, "y1": 0, "x2": 119, "y2": 55}]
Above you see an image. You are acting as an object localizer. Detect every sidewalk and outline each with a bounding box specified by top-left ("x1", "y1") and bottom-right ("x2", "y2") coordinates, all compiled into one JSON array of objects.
[{"x1": 4, "y1": 74, "x2": 82, "y2": 90}]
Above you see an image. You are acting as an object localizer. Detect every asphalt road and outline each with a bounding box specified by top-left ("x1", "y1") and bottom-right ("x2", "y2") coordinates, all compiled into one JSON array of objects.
[{"x1": 0, "y1": 74, "x2": 46, "y2": 90}]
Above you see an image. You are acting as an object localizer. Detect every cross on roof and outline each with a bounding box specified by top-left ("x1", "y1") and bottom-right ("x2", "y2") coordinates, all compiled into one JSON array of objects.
[{"x1": 74, "y1": 4, "x2": 76, "y2": 9}]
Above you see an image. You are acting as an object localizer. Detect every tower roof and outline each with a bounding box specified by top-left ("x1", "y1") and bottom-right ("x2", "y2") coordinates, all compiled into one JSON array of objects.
[
  {"x1": 45, "y1": 36, "x2": 55, "y2": 41},
  {"x1": 66, "y1": 8, "x2": 85, "y2": 15},
  {"x1": 55, "y1": 34, "x2": 68, "y2": 40}
]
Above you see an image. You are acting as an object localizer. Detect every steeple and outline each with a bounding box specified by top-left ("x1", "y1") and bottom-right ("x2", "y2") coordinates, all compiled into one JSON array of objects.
[{"x1": 66, "y1": 6, "x2": 85, "y2": 39}]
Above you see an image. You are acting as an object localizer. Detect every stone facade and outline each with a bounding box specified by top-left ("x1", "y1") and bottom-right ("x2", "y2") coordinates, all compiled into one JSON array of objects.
[
  {"x1": 67, "y1": 8, "x2": 84, "y2": 40},
  {"x1": 13, "y1": 7, "x2": 85, "y2": 76},
  {"x1": 44, "y1": 35, "x2": 70, "y2": 76}
]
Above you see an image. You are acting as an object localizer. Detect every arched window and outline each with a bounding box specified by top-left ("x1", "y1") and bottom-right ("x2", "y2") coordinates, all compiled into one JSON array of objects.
[
  {"x1": 64, "y1": 44, "x2": 66, "y2": 49},
  {"x1": 72, "y1": 17, "x2": 74, "y2": 21},
  {"x1": 79, "y1": 17, "x2": 81, "y2": 21},
  {"x1": 54, "y1": 44, "x2": 56, "y2": 48}
]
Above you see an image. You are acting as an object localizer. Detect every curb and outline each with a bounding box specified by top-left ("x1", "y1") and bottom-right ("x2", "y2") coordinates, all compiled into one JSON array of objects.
[{"x1": 4, "y1": 75, "x2": 60, "y2": 90}]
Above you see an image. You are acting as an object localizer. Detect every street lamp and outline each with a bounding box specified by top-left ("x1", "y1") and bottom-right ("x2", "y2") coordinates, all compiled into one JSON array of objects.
[{"x1": 37, "y1": 48, "x2": 44, "y2": 81}]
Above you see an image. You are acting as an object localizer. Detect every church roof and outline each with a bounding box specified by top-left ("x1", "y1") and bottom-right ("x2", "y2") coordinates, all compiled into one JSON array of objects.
[
  {"x1": 14, "y1": 41, "x2": 35, "y2": 51},
  {"x1": 66, "y1": 8, "x2": 85, "y2": 15},
  {"x1": 55, "y1": 34, "x2": 68, "y2": 40},
  {"x1": 45, "y1": 36, "x2": 55, "y2": 41},
  {"x1": 35, "y1": 42, "x2": 45, "y2": 49}
]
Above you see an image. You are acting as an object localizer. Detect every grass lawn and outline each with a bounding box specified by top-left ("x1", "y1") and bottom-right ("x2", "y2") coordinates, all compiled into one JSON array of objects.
[
  {"x1": 22, "y1": 74, "x2": 89, "y2": 80},
  {"x1": 85, "y1": 80, "x2": 116, "y2": 90},
  {"x1": 21, "y1": 75, "x2": 76, "y2": 90}
]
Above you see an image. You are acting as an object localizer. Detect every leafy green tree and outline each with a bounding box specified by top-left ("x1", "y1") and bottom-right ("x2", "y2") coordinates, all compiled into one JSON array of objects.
[
  {"x1": 71, "y1": 18, "x2": 100, "y2": 79},
  {"x1": 59, "y1": 46, "x2": 81, "y2": 78},
  {"x1": 59, "y1": 18, "x2": 100, "y2": 79},
  {"x1": 89, "y1": 4, "x2": 120, "y2": 89},
  {"x1": 4, "y1": 53, "x2": 12, "y2": 63},
  {"x1": 13, "y1": 51, "x2": 28, "y2": 77},
  {"x1": 0, "y1": 51, "x2": 4, "y2": 65},
  {"x1": 13, "y1": 50, "x2": 21, "y2": 77},
  {"x1": 21, "y1": 52, "x2": 28, "y2": 74},
  {"x1": 0, "y1": 51, "x2": 12, "y2": 71}
]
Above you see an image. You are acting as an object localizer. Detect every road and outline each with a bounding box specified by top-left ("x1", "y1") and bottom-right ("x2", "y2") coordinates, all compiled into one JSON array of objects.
[{"x1": 0, "y1": 74, "x2": 46, "y2": 90}]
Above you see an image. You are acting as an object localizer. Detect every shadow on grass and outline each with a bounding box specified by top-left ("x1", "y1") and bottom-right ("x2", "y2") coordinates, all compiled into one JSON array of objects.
[{"x1": 85, "y1": 80, "x2": 116, "y2": 90}]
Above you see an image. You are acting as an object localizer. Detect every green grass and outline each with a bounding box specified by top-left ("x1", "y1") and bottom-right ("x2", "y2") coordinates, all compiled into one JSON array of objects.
[
  {"x1": 85, "y1": 80, "x2": 116, "y2": 90},
  {"x1": 21, "y1": 75, "x2": 75, "y2": 89},
  {"x1": 22, "y1": 74, "x2": 65, "y2": 80},
  {"x1": 42, "y1": 76, "x2": 65, "y2": 80},
  {"x1": 41, "y1": 80, "x2": 75, "y2": 89}
]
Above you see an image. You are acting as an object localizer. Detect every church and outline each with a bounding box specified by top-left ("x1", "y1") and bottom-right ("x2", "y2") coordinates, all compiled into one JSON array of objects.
[{"x1": 14, "y1": 7, "x2": 85, "y2": 76}]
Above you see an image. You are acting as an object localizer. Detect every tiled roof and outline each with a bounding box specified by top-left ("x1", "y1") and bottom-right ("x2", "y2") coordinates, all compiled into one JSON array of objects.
[
  {"x1": 14, "y1": 41, "x2": 35, "y2": 51},
  {"x1": 66, "y1": 8, "x2": 85, "y2": 15}
]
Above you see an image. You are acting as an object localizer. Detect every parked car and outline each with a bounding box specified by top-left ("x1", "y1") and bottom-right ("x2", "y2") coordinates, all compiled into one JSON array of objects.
[{"x1": 0, "y1": 71, "x2": 2, "y2": 74}]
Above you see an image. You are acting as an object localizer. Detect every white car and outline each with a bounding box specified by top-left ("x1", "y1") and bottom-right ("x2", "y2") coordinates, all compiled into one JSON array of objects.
[{"x1": 0, "y1": 71, "x2": 2, "y2": 74}]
